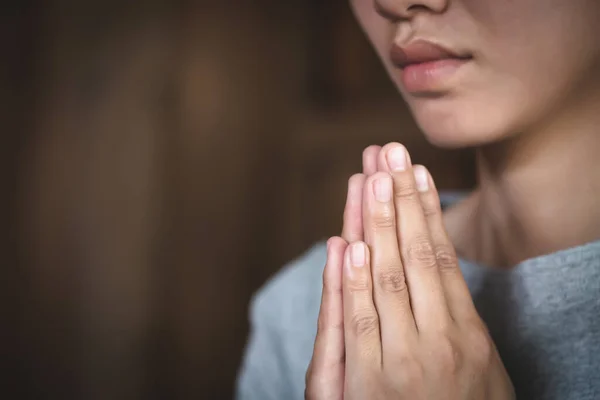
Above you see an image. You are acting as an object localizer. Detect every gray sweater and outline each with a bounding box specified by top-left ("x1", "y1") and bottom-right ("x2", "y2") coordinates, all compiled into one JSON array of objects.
[{"x1": 237, "y1": 224, "x2": 600, "y2": 399}]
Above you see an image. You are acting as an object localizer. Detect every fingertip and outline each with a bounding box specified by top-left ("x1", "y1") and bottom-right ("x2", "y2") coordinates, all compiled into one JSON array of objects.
[
  {"x1": 327, "y1": 236, "x2": 348, "y2": 255},
  {"x1": 378, "y1": 142, "x2": 412, "y2": 172},
  {"x1": 363, "y1": 171, "x2": 393, "y2": 204},
  {"x1": 323, "y1": 238, "x2": 346, "y2": 293},
  {"x1": 413, "y1": 165, "x2": 430, "y2": 192},
  {"x1": 325, "y1": 236, "x2": 347, "y2": 271},
  {"x1": 343, "y1": 175, "x2": 366, "y2": 242},
  {"x1": 413, "y1": 164, "x2": 439, "y2": 195},
  {"x1": 346, "y1": 174, "x2": 367, "y2": 206},
  {"x1": 377, "y1": 142, "x2": 401, "y2": 172},
  {"x1": 348, "y1": 173, "x2": 366, "y2": 192},
  {"x1": 344, "y1": 242, "x2": 371, "y2": 278},
  {"x1": 365, "y1": 170, "x2": 392, "y2": 186},
  {"x1": 363, "y1": 144, "x2": 381, "y2": 155},
  {"x1": 362, "y1": 145, "x2": 381, "y2": 175},
  {"x1": 350, "y1": 242, "x2": 369, "y2": 268}
]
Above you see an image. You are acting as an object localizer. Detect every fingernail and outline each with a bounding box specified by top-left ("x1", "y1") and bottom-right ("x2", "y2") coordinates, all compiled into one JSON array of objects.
[
  {"x1": 414, "y1": 167, "x2": 429, "y2": 192},
  {"x1": 387, "y1": 147, "x2": 407, "y2": 171},
  {"x1": 351, "y1": 243, "x2": 366, "y2": 267},
  {"x1": 373, "y1": 176, "x2": 392, "y2": 202}
]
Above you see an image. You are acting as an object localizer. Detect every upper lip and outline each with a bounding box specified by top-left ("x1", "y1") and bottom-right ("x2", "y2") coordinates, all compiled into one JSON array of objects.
[{"x1": 391, "y1": 40, "x2": 471, "y2": 68}]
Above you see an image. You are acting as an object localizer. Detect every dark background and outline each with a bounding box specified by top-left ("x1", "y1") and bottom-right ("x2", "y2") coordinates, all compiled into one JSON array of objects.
[{"x1": 1, "y1": 1, "x2": 475, "y2": 399}]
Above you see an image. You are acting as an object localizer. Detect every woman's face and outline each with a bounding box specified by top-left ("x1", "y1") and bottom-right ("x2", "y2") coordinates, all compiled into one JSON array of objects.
[{"x1": 352, "y1": 0, "x2": 600, "y2": 147}]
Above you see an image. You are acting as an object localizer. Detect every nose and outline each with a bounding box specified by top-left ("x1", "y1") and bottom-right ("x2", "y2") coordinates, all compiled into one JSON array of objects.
[{"x1": 374, "y1": 0, "x2": 448, "y2": 21}]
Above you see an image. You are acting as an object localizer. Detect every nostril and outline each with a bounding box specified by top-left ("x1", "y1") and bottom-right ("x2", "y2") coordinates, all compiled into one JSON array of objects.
[
  {"x1": 407, "y1": 5, "x2": 428, "y2": 12},
  {"x1": 375, "y1": 1, "x2": 441, "y2": 21}
]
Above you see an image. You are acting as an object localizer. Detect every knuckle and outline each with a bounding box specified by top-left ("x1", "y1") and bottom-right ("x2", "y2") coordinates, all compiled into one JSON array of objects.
[
  {"x1": 317, "y1": 311, "x2": 343, "y2": 334},
  {"x1": 330, "y1": 318, "x2": 344, "y2": 332},
  {"x1": 394, "y1": 179, "x2": 419, "y2": 201},
  {"x1": 322, "y1": 266, "x2": 332, "y2": 289},
  {"x1": 317, "y1": 311, "x2": 327, "y2": 333},
  {"x1": 305, "y1": 362, "x2": 313, "y2": 384},
  {"x1": 370, "y1": 210, "x2": 395, "y2": 230},
  {"x1": 304, "y1": 367, "x2": 321, "y2": 397},
  {"x1": 435, "y1": 245, "x2": 458, "y2": 272},
  {"x1": 346, "y1": 274, "x2": 371, "y2": 292},
  {"x1": 304, "y1": 381, "x2": 319, "y2": 400},
  {"x1": 317, "y1": 309, "x2": 343, "y2": 334},
  {"x1": 377, "y1": 268, "x2": 408, "y2": 293},
  {"x1": 466, "y1": 325, "x2": 493, "y2": 367},
  {"x1": 406, "y1": 237, "x2": 437, "y2": 268},
  {"x1": 433, "y1": 336, "x2": 462, "y2": 375},
  {"x1": 322, "y1": 270, "x2": 342, "y2": 294},
  {"x1": 350, "y1": 312, "x2": 379, "y2": 337},
  {"x1": 422, "y1": 199, "x2": 440, "y2": 218},
  {"x1": 396, "y1": 356, "x2": 424, "y2": 388}
]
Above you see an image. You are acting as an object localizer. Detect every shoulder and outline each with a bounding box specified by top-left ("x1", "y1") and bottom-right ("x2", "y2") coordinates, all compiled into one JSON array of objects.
[
  {"x1": 250, "y1": 241, "x2": 327, "y2": 334},
  {"x1": 238, "y1": 243, "x2": 327, "y2": 400}
]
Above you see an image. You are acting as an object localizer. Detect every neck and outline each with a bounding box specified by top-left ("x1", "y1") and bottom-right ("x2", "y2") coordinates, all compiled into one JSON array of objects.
[{"x1": 471, "y1": 91, "x2": 600, "y2": 268}]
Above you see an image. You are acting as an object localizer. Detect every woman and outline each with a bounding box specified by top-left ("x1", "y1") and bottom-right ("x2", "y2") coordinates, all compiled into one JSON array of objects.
[{"x1": 237, "y1": 0, "x2": 600, "y2": 399}]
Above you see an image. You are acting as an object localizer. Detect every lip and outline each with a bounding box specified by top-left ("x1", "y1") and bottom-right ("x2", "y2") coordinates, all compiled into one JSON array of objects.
[{"x1": 391, "y1": 40, "x2": 472, "y2": 94}]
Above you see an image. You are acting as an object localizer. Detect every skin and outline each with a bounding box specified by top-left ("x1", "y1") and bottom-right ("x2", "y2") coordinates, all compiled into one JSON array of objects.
[
  {"x1": 306, "y1": 0, "x2": 600, "y2": 398},
  {"x1": 351, "y1": 0, "x2": 600, "y2": 268},
  {"x1": 306, "y1": 145, "x2": 515, "y2": 399}
]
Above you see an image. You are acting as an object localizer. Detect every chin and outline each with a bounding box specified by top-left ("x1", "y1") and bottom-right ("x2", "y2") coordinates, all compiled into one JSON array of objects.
[{"x1": 404, "y1": 94, "x2": 518, "y2": 149}]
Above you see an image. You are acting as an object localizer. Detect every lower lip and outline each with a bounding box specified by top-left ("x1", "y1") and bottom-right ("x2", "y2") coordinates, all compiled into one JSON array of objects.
[{"x1": 400, "y1": 58, "x2": 470, "y2": 94}]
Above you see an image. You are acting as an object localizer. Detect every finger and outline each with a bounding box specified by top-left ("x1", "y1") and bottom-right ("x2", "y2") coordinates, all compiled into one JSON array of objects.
[
  {"x1": 381, "y1": 143, "x2": 450, "y2": 332},
  {"x1": 343, "y1": 241, "x2": 382, "y2": 371},
  {"x1": 414, "y1": 165, "x2": 478, "y2": 322},
  {"x1": 377, "y1": 146, "x2": 389, "y2": 173},
  {"x1": 362, "y1": 171, "x2": 416, "y2": 356},
  {"x1": 342, "y1": 174, "x2": 367, "y2": 242},
  {"x1": 306, "y1": 237, "x2": 347, "y2": 400},
  {"x1": 362, "y1": 145, "x2": 381, "y2": 175}
]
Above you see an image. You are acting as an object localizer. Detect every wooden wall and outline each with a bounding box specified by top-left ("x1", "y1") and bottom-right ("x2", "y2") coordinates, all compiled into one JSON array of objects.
[{"x1": 2, "y1": 1, "x2": 474, "y2": 399}]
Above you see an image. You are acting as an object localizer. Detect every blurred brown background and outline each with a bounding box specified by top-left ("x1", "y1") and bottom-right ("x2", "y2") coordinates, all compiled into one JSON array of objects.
[{"x1": 1, "y1": 1, "x2": 474, "y2": 399}]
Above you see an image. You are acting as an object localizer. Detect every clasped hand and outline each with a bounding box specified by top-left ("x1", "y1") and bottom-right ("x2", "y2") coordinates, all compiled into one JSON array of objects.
[{"x1": 305, "y1": 143, "x2": 514, "y2": 400}]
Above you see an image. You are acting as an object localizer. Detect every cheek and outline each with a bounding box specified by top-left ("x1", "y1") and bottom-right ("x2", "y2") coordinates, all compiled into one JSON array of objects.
[
  {"x1": 406, "y1": 2, "x2": 600, "y2": 147},
  {"x1": 405, "y1": 54, "x2": 595, "y2": 149},
  {"x1": 351, "y1": 0, "x2": 395, "y2": 63},
  {"x1": 478, "y1": 1, "x2": 600, "y2": 113},
  {"x1": 402, "y1": 62, "x2": 556, "y2": 148}
]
